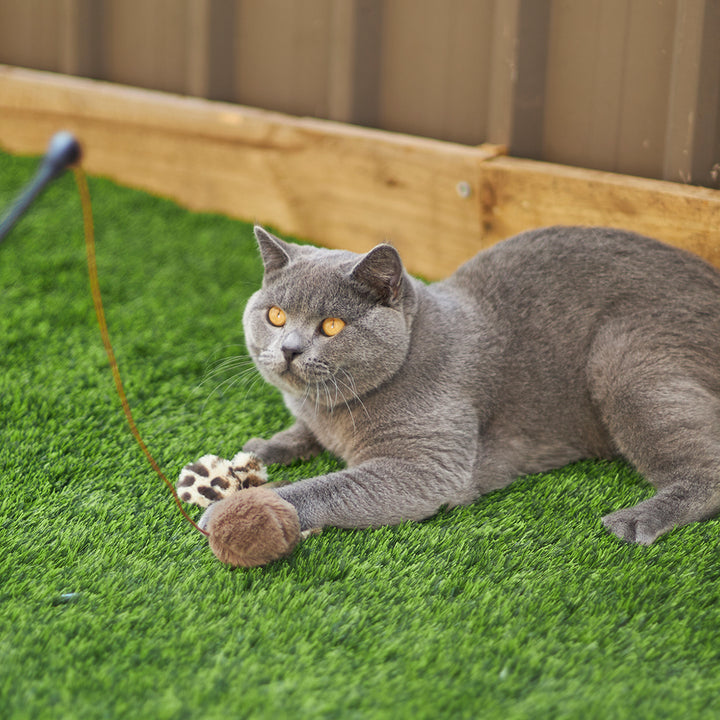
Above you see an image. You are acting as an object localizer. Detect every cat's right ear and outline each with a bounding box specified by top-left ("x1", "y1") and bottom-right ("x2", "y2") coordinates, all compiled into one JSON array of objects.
[
  {"x1": 350, "y1": 244, "x2": 404, "y2": 305},
  {"x1": 254, "y1": 226, "x2": 292, "y2": 274}
]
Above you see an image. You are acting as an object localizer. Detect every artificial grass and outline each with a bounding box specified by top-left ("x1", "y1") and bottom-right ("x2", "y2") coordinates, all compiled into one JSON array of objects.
[{"x1": 1, "y1": 147, "x2": 719, "y2": 720}]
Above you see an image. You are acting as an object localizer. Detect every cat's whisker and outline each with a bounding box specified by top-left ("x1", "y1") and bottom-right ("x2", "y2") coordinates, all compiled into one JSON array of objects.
[
  {"x1": 196, "y1": 365, "x2": 257, "y2": 394},
  {"x1": 330, "y1": 375, "x2": 358, "y2": 433},
  {"x1": 198, "y1": 375, "x2": 242, "y2": 416},
  {"x1": 317, "y1": 379, "x2": 328, "y2": 414},
  {"x1": 322, "y1": 378, "x2": 334, "y2": 414},
  {"x1": 332, "y1": 375, "x2": 341, "y2": 409},
  {"x1": 197, "y1": 363, "x2": 257, "y2": 387},
  {"x1": 297, "y1": 383, "x2": 311, "y2": 413},
  {"x1": 238, "y1": 372, "x2": 265, "y2": 403},
  {"x1": 206, "y1": 352, "x2": 254, "y2": 369},
  {"x1": 202, "y1": 359, "x2": 255, "y2": 381},
  {"x1": 337, "y1": 368, "x2": 371, "y2": 422},
  {"x1": 203, "y1": 344, "x2": 252, "y2": 365},
  {"x1": 314, "y1": 384, "x2": 322, "y2": 416},
  {"x1": 190, "y1": 353, "x2": 264, "y2": 417},
  {"x1": 195, "y1": 354, "x2": 256, "y2": 390}
]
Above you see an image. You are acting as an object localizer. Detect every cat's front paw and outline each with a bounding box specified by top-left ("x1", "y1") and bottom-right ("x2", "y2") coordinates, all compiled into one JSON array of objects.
[
  {"x1": 242, "y1": 437, "x2": 289, "y2": 465},
  {"x1": 177, "y1": 452, "x2": 267, "y2": 508},
  {"x1": 242, "y1": 437, "x2": 315, "y2": 465}
]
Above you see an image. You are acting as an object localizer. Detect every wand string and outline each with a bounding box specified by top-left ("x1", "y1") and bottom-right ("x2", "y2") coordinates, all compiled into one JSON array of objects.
[{"x1": 73, "y1": 166, "x2": 209, "y2": 538}]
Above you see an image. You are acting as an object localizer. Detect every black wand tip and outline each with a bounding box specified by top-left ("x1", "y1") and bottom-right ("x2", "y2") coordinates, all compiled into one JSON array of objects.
[{"x1": 43, "y1": 131, "x2": 82, "y2": 179}]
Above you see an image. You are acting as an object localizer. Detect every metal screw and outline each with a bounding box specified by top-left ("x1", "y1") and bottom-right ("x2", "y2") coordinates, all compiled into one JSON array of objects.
[{"x1": 456, "y1": 181, "x2": 472, "y2": 199}]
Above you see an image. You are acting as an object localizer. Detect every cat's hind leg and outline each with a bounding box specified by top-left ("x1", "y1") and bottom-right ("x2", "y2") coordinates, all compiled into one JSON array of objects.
[{"x1": 589, "y1": 324, "x2": 720, "y2": 544}]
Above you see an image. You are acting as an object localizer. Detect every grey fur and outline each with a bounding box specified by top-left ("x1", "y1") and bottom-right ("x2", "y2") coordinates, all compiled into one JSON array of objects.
[{"x1": 239, "y1": 225, "x2": 720, "y2": 544}]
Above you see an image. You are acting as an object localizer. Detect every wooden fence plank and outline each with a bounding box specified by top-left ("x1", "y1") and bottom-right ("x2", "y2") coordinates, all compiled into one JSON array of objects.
[
  {"x1": 544, "y1": 0, "x2": 677, "y2": 180},
  {"x1": 57, "y1": 0, "x2": 104, "y2": 78},
  {"x1": 664, "y1": 0, "x2": 720, "y2": 187},
  {"x1": 327, "y1": 0, "x2": 382, "y2": 127},
  {"x1": 1, "y1": 66, "x2": 718, "y2": 279},
  {"x1": 235, "y1": 0, "x2": 333, "y2": 118},
  {"x1": 379, "y1": 0, "x2": 494, "y2": 145},
  {"x1": 0, "y1": 0, "x2": 62, "y2": 72},
  {"x1": 487, "y1": 0, "x2": 550, "y2": 158}
]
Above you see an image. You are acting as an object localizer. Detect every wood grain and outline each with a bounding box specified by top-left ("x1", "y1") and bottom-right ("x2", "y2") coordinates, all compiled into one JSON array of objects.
[{"x1": 1, "y1": 65, "x2": 718, "y2": 278}]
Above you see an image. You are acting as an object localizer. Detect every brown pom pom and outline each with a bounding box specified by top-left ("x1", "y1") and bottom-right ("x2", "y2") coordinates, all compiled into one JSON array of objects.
[{"x1": 207, "y1": 487, "x2": 301, "y2": 567}]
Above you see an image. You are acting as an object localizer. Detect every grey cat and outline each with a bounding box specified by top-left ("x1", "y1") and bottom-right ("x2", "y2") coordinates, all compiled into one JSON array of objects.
[{"x1": 210, "y1": 225, "x2": 720, "y2": 544}]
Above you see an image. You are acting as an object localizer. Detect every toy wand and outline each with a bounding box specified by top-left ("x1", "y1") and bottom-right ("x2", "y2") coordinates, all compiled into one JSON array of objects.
[{"x1": 0, "y1": 131, "x2": 209, "y2": 538}]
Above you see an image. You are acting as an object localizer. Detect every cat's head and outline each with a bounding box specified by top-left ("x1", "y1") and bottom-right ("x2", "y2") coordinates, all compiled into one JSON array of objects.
[{"x1": 243, "y1": 226, "x2": 417, "y2": 407}]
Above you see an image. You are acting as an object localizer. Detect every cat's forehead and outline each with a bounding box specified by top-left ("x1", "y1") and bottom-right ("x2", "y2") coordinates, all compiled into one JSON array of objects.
[
  {"x1": 259, "y1": 246, "x2": 367, "y2": 314},
  {"x1": 283, "y1": 243, "x2": 359, "y2": 270}
]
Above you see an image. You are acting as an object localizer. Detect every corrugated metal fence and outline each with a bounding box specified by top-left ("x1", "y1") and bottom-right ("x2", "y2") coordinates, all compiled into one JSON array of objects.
[{"x1": 0, "y1": 0, "x2": 718, "y2": 188}]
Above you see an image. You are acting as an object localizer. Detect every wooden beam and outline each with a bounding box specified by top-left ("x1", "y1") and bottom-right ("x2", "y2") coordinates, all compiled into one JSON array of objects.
[
  {"x1": 0, "y1": 65, "x2": 718, "y2": 279},
  {"x1": 479, "y1": 156, "x2": 720, "y2": 268},
  {"x1": 0, "y1": 65, "x2": 495, "y2": 277}
]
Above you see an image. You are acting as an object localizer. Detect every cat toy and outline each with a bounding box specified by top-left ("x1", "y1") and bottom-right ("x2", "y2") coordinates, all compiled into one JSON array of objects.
[{"x1": 1, "y1": 132, "x2": 300, "y2": 567}]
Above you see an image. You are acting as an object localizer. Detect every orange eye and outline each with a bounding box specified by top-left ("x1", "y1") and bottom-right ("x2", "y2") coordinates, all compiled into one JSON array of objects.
[
  {"x1": 321, "y1": 317, "x2": 345, "y2": 337},
  {"x1": 267, "y1": 306, "x2": 286, "y2": 327}
]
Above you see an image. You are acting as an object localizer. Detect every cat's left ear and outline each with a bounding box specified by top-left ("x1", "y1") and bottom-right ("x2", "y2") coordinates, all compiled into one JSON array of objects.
[
  {"x1": 254, "y1": 226, "x2": 293, "y2": 274},
  {"x1": 350, "y1": 244, "x2": 404, "y2": 305}
]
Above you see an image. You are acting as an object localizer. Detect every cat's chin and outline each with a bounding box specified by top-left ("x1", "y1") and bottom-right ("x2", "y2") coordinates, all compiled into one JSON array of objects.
[
  {"x1": 260, "y1": 367, "x2": 303, "y2": 394},
  {"x1": 273, "y1": 371, "x2": 362, "y2": 411}
]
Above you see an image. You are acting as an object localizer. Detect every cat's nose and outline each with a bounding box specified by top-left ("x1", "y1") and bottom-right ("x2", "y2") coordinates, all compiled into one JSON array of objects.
[{"x1": 281, "y1": 331, "x2": 305, "y2": 365}]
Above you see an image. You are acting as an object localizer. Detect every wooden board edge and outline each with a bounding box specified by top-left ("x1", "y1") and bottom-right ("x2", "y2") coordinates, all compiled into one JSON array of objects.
[{"x1": 1, "y1": 65, "x2": 719, "y2": 277}]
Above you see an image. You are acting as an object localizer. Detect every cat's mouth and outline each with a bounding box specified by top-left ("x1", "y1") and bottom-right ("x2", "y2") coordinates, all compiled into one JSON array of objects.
[
  {"x1": 272, "y1": 361, "x2": 325, "y2": 391},
  {"x1": 257, "y1": 350, "x2": 359, "y2": 405},
  {"x1": 281, "y1": 363, "x2": 328, "y2": 388},
  {"x1": 278, "y1": 365, "x2": 303, "y2": 384}
]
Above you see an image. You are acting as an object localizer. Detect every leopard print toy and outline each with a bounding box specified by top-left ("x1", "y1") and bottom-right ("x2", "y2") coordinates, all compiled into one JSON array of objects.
[
  {"x1": 177, "y1": 453, "x2": 303, "y2": 567},
  {"x1": 177, "y1": 452, "x2": 268, "y2": 507}
]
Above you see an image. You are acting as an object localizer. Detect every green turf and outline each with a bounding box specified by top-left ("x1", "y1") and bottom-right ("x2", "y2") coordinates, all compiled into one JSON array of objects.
[{"x1": 1, "y1": 148, "x2": 719, "y2": 719}]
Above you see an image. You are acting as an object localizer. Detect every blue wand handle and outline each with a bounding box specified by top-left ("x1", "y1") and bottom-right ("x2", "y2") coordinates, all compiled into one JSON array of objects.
[{"x1": 0, "y1": 132, "x2": 82, "y2": 243}]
